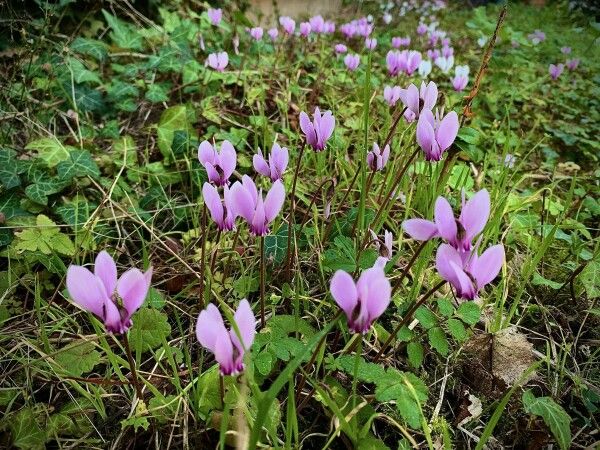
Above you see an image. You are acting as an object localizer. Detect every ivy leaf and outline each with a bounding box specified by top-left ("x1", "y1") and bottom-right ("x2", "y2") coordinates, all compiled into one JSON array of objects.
[
  {"x1": 0, "y1": 148, "x2": 21, "y2": 189},
  {"x1": 69, "y1": 84, "x2": 105, "y2": 113},
  {"x1": 156, "y1": 105, "x2": 194, "y2": 161},
  {"x1": 102, "y1": 10, "x2": 143, "y2": 50},
  {"x1": 456, "y1": 302, "x2": 481, "y2": 325},
  {"x1": 129, "y1": 308, "x2": 171, "y2": 353},
  {"x1": 66, "y1": 57, "x2": 102, "y2": 85},
  {"x1": 56, "y1": 198, "x2": 96, "y2": 231},
  {"x1": 428, "y1": 327, "x2": 449, "y2": 356},
  {"x1": 57, "y1": 150, "x2": 101, "y2": 180},
  {"x1": 145, "y1": 83, "x2": 170, "y2": 103},
  {"x1": 14, "y1": 215, "x2": 75, "y2": 256},
  {"x1": 7, "y1": 408, "x2": 47, "y2": 450},
  {"x1": 54, "y1": 340, "x2": 101, "y2": 377},
  {"x1": 25, "y1": 137, "x2": 71, "y2": 167},
  {"x1": 522, "y1": 390, "x2": 571, "y2": 450},
  {"x1": 580, "y1": 260, "x2": 599, "y2": 299},
  {"x1": 264, "y1": 226, "x2": 289, "y2": 265},
  {"x1": 24, "y1": 178, "x2": 71, "y2": 206},
  {"x1": 70, "y1": 37, "x2": 108, "y2": 61}
]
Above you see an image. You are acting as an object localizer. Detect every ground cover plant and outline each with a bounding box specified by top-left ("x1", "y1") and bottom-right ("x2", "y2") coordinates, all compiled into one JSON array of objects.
[{"x1": 0, "y1": 0, "x2": 599, "y2": 448}]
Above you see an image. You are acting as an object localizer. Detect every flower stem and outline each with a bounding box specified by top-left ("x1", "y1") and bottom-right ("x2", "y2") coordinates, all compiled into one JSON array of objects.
[
  {"x1": 351, "y1": 338, "x2": 363, "y2": 414},
  {"x1": 259, "y1": 235, "x2": 266, "y2": 328},
  {"x1": 285, "y1": 141, "x2": 307, "y2": 280},
  {"x1": 199, "y1": 205, "x2": 207, "y2": 309},
  {"x1": 357, "y1": 52, "x2": 372, "y2": 234},
  {"x1": 391, "y1": 240, "x2": 429, "y2": 295},
  {"x1": 122, "y1": 332, "x2": 142, "y2": 401},
  {"x1": 210, "y1": 229, "x2": 222, "y2": 275},
  {"x1": 374, "y1": 280, "x2": 445, "y2": 362}
]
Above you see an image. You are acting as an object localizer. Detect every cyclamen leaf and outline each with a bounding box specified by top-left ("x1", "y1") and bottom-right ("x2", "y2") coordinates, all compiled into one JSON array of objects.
[
  {"x1": 580, "y1": 260, "x2": 599, "y2": 299},
  {"x1": 522, "y1": 390, "x2": 571, "y2": 450},
  {"x1": 70, "y1": 37, "x2": 108, "y2": 61},
  {"x1": 8, "y1": 408, "x2": 47, "y2": 450},
  {"x1": 456, "y1": 302, "x2": 481, "y2": 325},
  {"x1": 128, "y1": 308, "x2": 171, "y2": 353},
  {"x1": 428, "y1": 327, "x2": 449, "y2": 356},
  {"x1": 0, "y1": 148, "x2": 21, "y2": 189},
  {"x1": 54, "y1": 340, "x2": 101, "y2": 377}
]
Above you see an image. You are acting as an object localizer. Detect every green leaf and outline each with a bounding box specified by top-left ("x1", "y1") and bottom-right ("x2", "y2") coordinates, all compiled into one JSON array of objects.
[
  {"x1": 456, "y1": 302, "x2": 481, "y2": 325},
  {"x1": 414, "y1": 306, "x2": 437, "y2": 329},
  {"x1": 56, "y1": 198, "x2": 96, "y2": 231},
  {"x1": 102, "y1": 10, "x2": 143, "y2": 50},
  {"x1": 57, "y1": 149, "x2": 101, "y2": 180},
  {"x1": 428, "y1": 327, "x2": 449, "y2": 356},
  {"x1": 437, "y1": 298, "x2": 455, "y2": 317},
  {"x1": 254, "y1": 351, "x2": 274, "y2": 376},
  {"x1": 128, "y1": 308, "x2": 171, "y2": 352},
  {"x1": 580, "y1": 260, "x2": 599, "y2": 299},
  {"x1": 14, "y1": 215, "x2": 75, "y2": 256},
  {"x1": 145, "y1": 83, "x2": 170, "y2": 103},
  {"x1": 71, "y1": 37, "x2": 108, "y2": 61},
  {"x1": 532, "y1": 272, "x2": 562, "y2": 290},
  {"x1": 7, "y1": 408, "x2": 47, "y2": 450},
  {"x1": 0, "y1": 148, "x2": 21, "y2": 189},
  {"x1": 522, "y1": 390, "x2": 571, "y2": 450},
  {"x1": 334, "y1": 355, "x2": 387, "y2": 383},
  {"x1": 375, "y1": 369, "x2": 428, "y2": 429},
  {"x1": 66, "y1": 57, "x2": 102, "y2": 85},
  {"x1": 264, "y1": 226, "x2": 291, "y2": 265},
  {"x1": 447, "y1": 318, "x2": 468, "y2": 342},
  {"x1": 156, "y1": 105, "x2": 194, "y2": 160},
  {"x1": 24, "y1": 178, "x2": 71, "y2": 206},
  {"x1": 54, "y1": 340, "x2": 101, "y2": 377},
  {"x1": 25, "y1": 137, "x2": 71, "y2": 167},
  {"x1": 407, "y1": 341, "x2": 424, "y2": 368},
  {"x1": 357, "y1": 436, "x2": 391, "y2": 450}
]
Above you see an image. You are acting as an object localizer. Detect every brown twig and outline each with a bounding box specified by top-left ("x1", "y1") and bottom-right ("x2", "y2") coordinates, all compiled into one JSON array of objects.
[{"x1": 285, "y1": 141, "x2": 307, "y2": 280}]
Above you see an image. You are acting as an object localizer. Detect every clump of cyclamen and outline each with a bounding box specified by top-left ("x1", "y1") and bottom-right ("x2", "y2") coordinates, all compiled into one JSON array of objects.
[
  {"x1": 196, "y1": 299, "x2": 256, "y2": 376},
  {"x1": 66, "y1": 251, "x2": 152, "y2": 334},
  {"x1": 402, "y1": 189, "x2": 504, "y2": 299}
]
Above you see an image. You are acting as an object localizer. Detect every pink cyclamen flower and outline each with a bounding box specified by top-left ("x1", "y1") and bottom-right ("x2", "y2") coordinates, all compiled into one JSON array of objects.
[
  {"x1": 387, "y1": 50, "x2": 421, "y2": 75},
  {"x1": 335, "y1": 44, "x2": 348, "y2": 54},
  {"x1": 452, "y1": 65, "x2": 469, "y2": 92},
  {"x1": 66, "y1": 251, "x2": 152, "y2": 334},
  {"x1": 309, "y1": 15, "x2": 325, "y2": 33},
  {"x1": 253, "y1": 142, "x2": 289, "y2": 181},
  {"x1": 383, "y1": 85, "x2": 402, "y2": 106},
  {"x1": 383, "y1": 13, "x2": 392, "y2": 24},
  {"x1": 402, "y1": 189, "x2": 490, "y2": 254},
  {"x1": 416, "y1": 108, "x2": 459, "y2": 161},
  {"x1": 198, "y1": 140, "x2": 237, "y2": 186},
  {"x1": 365, "y1": 38, "x2": 377, "y2": 50},
  {"x1": 398, "y1": 81, "x2": 438, "y2": 120},
  {"x1": 330, "y1": 266, "x2": 391, "y2": 334},
  {"x1": 250, "y1": 27, "x2": 264, "y2": 41},
  {"x1": 279, "y1": 16, "x2": 296, "y2": 35},
  {"x1": 268, "y1": 28, "x2": 278, "y2": 41},
  {"x1": 561, "y1": 46, "x2": 571, "y2": 54},
  {"x1": 299, "y1": 107, "x2": 335, "y2": 151},
  {"x1": 207, "y1": 8, "x2": 222, "y2": 26},
  {"x1": 344, "y1": 53, "x2": 360, "y2": 71},
  {"x1": 367, "y1": 143, "x2": 390, "y2": 171},
  {"x1": 203, "y1": 183, "x2": 237, "y2": 232},
  {"x1": 299, "y1": 22, "x2": 311, "y2": 37},
  {"x1": 196, "y1": 299, "x2": 256, "y2": 376},
  {"x1": 504, "y1": 154, "x2": 516, "y2": 168},
  {"x1": 549, "y1": 63, "x2": 564, "y2": 80},
  {"x1": 206, "y1": 52, "x2": 228, "y2": 72},
  {"x1": 436, "y1": 243, "x2": 504, "y2": 300},
  {"x1": 231, "y1": 176, "x2": 285, "y2": 236},
  {"x1": 417, "y1": 23, "x2": 428, "y2": 35},
  {"x1": 371, "y1": 229, "x2": 393, "y2": 261},
  {"x1": 435, "y1": 55, "x2": 454, "y2": 73},
  {"x1": 528, "y1": 29, "x2": 545, "y2": 44},
  {"x1": 442, "y1": 45, "x2": 454, "y2": 58},
  {"x1": 324, "y1": 21, "x2": 336, "y2": 33},
  {"x1": 427, "y1": 48, "x2": 440, "y2": 61},
  {"x1": 566, "y1": 58, "x2": 580, "y2": 71}
]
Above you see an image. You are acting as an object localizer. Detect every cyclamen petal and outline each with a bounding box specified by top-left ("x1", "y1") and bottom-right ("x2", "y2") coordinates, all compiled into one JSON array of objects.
[
  {"x1": 94, "y1": 250, "x2": 117, "y2": 297},
  {"x1": 300, "y1": 108, "x2": 335, "y2": 151},
  {"x1": 196, "y1": 300, "x2": 256, "y2": 376}
]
